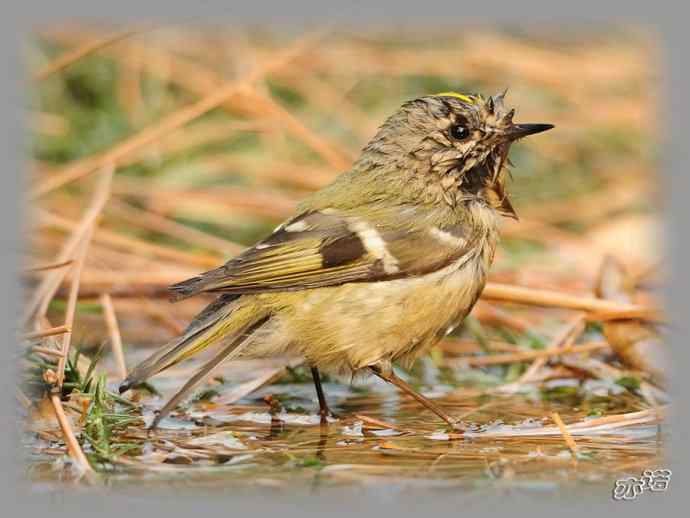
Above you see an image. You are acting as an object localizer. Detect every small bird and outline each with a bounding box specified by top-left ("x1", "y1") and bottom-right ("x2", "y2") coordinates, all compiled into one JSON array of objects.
[{"x1": 119, "y1": 91, "x2": 553, "y2": 429}]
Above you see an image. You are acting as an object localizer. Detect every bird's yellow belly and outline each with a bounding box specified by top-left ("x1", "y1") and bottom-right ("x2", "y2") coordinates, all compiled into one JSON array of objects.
[{"x1": 266, "y1": 238, "x2": 495, "y2": 373}]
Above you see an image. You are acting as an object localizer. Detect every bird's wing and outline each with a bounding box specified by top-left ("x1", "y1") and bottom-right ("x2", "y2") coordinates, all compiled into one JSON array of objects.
[{"x1": 168, "y1": 208, "x2": 475, "y2": 300}]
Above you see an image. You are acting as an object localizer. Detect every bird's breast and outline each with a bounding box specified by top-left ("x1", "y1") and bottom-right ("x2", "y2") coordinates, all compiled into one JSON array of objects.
[{"x1": 268, "y1": 207, "x2": 500, "y2": 373}]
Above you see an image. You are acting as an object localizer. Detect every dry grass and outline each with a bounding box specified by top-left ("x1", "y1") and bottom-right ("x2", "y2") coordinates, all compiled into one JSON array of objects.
[{"x1": 21, "y1": 23, "x2": 667, "y2": 489}]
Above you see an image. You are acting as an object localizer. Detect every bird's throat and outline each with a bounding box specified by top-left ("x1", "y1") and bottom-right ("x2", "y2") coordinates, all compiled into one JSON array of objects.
[{"x1": 462, "y1": 149, "x2": 517, "y2": 219}]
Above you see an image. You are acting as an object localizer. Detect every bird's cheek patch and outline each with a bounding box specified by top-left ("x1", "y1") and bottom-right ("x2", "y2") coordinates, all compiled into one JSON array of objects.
[
  {"x1": 431, "y1": 148, "x2": 464, "y2": 167},
  {"x1": 452, "y1": 140, "x2": 474, "y2": 158}
]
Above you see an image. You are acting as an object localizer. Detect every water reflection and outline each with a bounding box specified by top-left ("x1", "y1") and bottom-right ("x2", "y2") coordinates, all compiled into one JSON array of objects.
[{"x1": 25, "y1": 370, "x2": 666, "y2": 491}]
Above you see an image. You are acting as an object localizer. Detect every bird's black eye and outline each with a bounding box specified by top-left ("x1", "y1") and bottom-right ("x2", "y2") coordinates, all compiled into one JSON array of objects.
[{"x1": 449, "y1": 124, "x2": 469, "y2": 140}]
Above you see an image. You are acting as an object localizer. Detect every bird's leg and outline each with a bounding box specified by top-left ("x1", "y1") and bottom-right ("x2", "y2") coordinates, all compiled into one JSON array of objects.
[
  {"x1": 369, "y1": 363, "x2": 460, "y2": 430},
  {"x1": 316, "y1": 427, "x2": 329, "y2": 461},
  {"x1": 310, "y1": 366, "x2": 336, "y2": 423}
]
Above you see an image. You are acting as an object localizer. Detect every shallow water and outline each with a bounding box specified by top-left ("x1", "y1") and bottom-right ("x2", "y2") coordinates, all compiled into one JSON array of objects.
[{"x1": 24, "y1": 353, "x2": 666, "y2": 494}]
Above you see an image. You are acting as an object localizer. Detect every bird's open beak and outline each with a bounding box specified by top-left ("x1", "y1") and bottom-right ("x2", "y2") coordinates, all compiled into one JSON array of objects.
[{"x1": 504, "y1": 123, "x2": 554, "y2": 141}]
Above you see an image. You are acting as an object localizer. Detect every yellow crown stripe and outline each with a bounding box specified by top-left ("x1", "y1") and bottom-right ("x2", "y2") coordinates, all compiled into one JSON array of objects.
[{"x1": 435, "y1": 91, "x2": 475, "y2": 103}]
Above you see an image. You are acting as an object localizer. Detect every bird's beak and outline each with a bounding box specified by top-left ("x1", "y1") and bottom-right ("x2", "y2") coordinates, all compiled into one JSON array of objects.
[{"x1": 504, "y1": 123, "x2": 554, "y2": 141}]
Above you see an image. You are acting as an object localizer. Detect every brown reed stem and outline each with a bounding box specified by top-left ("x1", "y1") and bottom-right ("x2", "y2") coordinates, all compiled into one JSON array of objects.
[
  {"x1": 551, "y1": 412, "x2": 579, "y2": 460},
  {"x1": 22, "y1": 325, "x2": 70, "y2": 340},
  {"x1": 29, "y1": 28, "x2": 328, "y2": 199},
  {"x1": 33, "y1": 26, "x2": 147, "y2": 81},
  {"x1": 23, "y1": 165, "x2": 113, "y2": 325},
  {"x1": 23, "y1": 259, "x2": 74, "y2": 274},
  {"x1": 100, "y1": 293, "x2": 128, "y2": 380},
  {"x1": 459, "y1": 341, "x2": 608, "y2": 366},
  {"x1": 482, "y1": 282, "x2": 649, "y2": 314},
  {"x1": 49, "y1": 392, "x2": 94, "y2": 473},
  {"x1": 56, "y1": 230, "x2": 92, "y2": 388}
]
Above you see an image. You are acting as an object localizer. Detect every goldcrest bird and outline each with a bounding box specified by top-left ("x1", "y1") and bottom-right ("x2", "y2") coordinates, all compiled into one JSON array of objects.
[{"x1": 119, "y1": 91, "x2": 553, "y2": 429}]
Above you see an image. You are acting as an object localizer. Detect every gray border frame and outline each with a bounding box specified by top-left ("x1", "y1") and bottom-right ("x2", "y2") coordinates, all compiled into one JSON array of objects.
[{"x1": 4, "y1": 1, "x2": 686, "y2": 516}]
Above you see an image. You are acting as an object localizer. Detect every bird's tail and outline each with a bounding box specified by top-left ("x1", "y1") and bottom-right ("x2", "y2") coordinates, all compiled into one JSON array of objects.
[
  {"x1": 119, "y1": 295, "x2": 266, "y2": 395},
  {"x1": 148, "y1": 314, "x2": 269, "y2": 429}
]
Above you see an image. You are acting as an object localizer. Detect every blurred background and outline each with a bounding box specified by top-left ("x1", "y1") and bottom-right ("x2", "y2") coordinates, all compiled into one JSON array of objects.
[
  {"x1": 21, "y1": 24, "x2": 667, "y2": 487},
  {"x1": 26, "y1": 23, "x2": 662, "y2": 344}
]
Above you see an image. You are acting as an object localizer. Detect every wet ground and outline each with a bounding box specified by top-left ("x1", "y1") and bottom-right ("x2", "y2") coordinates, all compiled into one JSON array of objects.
[{"x1": 24, "y1": 353, "x2": 666, "y2": 495}]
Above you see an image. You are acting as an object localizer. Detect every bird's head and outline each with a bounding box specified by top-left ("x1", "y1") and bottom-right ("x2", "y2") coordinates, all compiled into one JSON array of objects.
[{"x1": 355, "y1": 91, "x2": 553, "y2": 218}]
